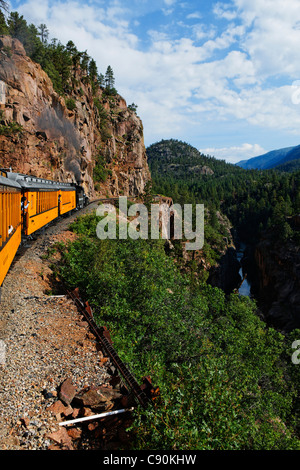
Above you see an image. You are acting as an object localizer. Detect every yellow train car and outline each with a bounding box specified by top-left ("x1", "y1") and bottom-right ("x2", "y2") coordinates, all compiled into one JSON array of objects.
[
  {"x1": 5, "y1": 172, "x2": 77, "y2": 236},
  {"x1": 59, "y1": 188, "x2": 77, "y2": 216},
  {"x1": 0, "y1": 172, "x2": 22, "y2": 286}
]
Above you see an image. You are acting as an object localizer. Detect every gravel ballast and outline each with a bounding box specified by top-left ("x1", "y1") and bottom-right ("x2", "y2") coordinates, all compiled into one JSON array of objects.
[{"x1": 0, "y1": 203, "x2": 117, "y2": 450}]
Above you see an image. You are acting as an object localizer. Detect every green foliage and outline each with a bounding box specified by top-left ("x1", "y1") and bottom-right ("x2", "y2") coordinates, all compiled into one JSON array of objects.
[
  {"x1": 93, "y1": 151, "x2": 112, "y2": 183},
  {"x1": 0, "y1": 121, "x2": 23, "y2": 136},
  {"x1": 147, "y1": 139, "x2": 300, "y2": 245},
  {"x1": 1, "y1": 11, "x2": 118, "y2": 100},
  {"x1": 65, "y1": 97, "x2": 76, "y2": 111},
  {"x1": 104, "y1": 65, "x2": 117, "y2": 95},
  {"x1": 58, "y1": 214, "x2": 300, "y2": 450},
  {"x1": 128, "y1": 103, "x2": 138, "y2": 114},
  {"x1": 0, "y1": 11, "x2": 8, "y2": 34}
]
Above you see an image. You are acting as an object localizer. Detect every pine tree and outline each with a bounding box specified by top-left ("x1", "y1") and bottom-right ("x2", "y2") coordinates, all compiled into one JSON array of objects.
[
  {"x1": 0, "y1": 1, "x2": 8, "y2": 13},
  {"x1": 0, "y1": 10, "x2": 8, "y2": 34},
  {"x1": 37, "y1": 23, "x2": 49, "y2": 44},
  {"x1": 7, "y1": 12, "x2": 28, "y2": 44},
  {"x1": 98, "y1": 73, "x2": 105, "y2": 87},
  {"x1": 104, "y1": 65, "x2": 116, "y2": 94}
]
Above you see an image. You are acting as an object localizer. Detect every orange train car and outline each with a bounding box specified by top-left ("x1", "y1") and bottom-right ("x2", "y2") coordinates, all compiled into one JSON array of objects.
[
  {"x1": 6, "y1": 172, "x2": 77, "y2": 236},
  {"x1": 0, "y1": 170, "x2": 81, "y2": 288},
  {"x1": 0, "y1": 171, "x2": 22, "y2": 287}
]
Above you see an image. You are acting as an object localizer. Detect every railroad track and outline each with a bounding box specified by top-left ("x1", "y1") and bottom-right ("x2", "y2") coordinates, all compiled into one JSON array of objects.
[
  {"x1": 67, "y1": 288, "x2": 158, "y2": 410},
  {"x1": 3, "y1": 195, "x2": 158, "y2": 410}
]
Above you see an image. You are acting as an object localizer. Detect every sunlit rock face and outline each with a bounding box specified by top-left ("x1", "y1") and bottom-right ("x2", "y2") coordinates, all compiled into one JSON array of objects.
[{"x1": 0, "y1": 35, "x2": 151, "y2": 197}]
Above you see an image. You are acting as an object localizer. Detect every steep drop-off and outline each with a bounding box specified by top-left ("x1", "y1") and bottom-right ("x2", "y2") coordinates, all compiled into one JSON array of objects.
[
  {"x1": 253, "y1": 233, "x2": 300, "y2": 332},
  {"x1": 0, "y1": 35, "x2": 150, "y2": 197}
]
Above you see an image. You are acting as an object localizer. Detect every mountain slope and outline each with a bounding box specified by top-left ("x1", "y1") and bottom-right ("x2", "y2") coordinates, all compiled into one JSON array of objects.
[
  {"x1": 237, "y1": 145, "x2": 300, "y2": 170},
  {"x1": 147, "y1": 138, "x2": 242, "y2": 178},
  {"x1": 0, "y1": 35, "x2": 150, "y2": 198}
]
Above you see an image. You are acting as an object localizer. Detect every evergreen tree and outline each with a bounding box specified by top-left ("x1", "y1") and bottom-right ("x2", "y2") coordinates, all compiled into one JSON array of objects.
[
  {"x1": 0, "y1": 10, "x2": 8, "y2": 34},
  {"x1": 7, "y1": 12, "x2": 28, "y2": 44},
  {"x1": 104, "y1": 65, "x2": 116, "y2": 93},
  {"x1": 98, "y1": 73, "x2": 105, "y2": 87},
  {"x1": 0, "y1": 1, "x2": 8, "y2": 12},
  {"x1": 37, "y1": 23, "x2": 49, "y2": 44},
  {"x1": 80, "y1": 50, "x2": 90, "y2": 72},
  {"x1": 88, "y1": 58, "x2": 98, "y2": 80}
]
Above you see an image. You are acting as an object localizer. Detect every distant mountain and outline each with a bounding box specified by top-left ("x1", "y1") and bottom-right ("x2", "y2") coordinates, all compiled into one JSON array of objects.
[
  {"x1": 274, "y1": 158, "x2": 300, "y2": 173},
  {"x1": 147, "y1": 139, "x2": 242, "y2": 178},
  {"x1": 237, "y1": 145, "x2": 300, "y2": 170}
]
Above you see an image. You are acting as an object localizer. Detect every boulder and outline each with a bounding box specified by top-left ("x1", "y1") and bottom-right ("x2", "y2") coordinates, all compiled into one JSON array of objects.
[{"x1": 58, "y1": 378, "x2": 77, "y2": 406}]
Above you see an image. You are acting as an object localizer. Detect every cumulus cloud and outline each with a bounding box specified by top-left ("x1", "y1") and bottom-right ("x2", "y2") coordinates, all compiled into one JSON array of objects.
[
  {"x1": 9, "y1": 0, "x2": 300, "y2": 154},
  {"x1": 213, "y1": 2, "x2": 238, "y2": 21},
  {"x1": 233, "y1": 0, "x2": 300, "y2": 77},
  {"x1": 200, "y1": 143, "x2": 266, "y2": 164}
]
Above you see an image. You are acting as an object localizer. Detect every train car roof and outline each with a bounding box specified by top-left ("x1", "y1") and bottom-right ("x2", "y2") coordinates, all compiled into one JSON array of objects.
[
  {"x1": 3, "y1": 171, "x2": 76, "y2": 191},
  {"x1": 0, "y1": 173, "x2": 22, "y2": 190}
]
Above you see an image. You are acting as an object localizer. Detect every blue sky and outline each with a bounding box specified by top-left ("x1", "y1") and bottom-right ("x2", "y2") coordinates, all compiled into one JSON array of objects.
[{"x1": 7, "y1": 0, "x2": 300, "y2": 162}]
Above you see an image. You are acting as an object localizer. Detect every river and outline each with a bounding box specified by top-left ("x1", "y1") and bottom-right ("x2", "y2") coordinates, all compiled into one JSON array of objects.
[{"x1": 236, "y1": 243, "x2": 252, "y2": 297}]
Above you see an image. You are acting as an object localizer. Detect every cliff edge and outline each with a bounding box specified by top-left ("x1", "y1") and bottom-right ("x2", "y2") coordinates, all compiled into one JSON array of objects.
[{"x1": 0, "y1": 35, "x2": 151, "y2": 197}]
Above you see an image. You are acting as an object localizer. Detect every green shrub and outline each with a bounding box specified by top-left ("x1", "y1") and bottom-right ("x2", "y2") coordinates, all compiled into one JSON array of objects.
[
  {"x1": 65, "y1": 97, "x2": 77, "y2": 111},
  {"x1": 0, "y1": 121, "x2": 23, "y2": 136},
  {"x1": 58, "y1": 214, "x2": 300, "y2": 450}
]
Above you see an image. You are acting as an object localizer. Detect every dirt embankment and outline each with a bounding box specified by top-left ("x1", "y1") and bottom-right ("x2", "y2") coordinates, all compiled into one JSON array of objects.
[{"x1": 0, "y1": 203, "x2": 132, "y2": 450}]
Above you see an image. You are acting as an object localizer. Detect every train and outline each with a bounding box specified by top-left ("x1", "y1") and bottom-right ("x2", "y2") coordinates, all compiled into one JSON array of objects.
[{"x1": 0, "y1": 169, "x2": 89, "y2": 287}]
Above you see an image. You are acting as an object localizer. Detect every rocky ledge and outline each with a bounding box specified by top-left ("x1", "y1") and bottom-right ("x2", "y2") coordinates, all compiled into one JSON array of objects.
[{"x1": 0, "y1": 35, "x2": 151, "y2": 198}]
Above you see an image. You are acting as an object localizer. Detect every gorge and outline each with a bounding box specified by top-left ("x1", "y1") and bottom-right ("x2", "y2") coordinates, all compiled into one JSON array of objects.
[{"x1": 0, "y1": 10, "x2": 300, "y2": 450}]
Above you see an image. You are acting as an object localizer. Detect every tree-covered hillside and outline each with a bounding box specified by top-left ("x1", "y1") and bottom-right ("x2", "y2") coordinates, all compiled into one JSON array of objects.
[
  {"x1": 54, "y1": 213, "x2": 300, "y2": 450},
  {"x1": 147, "y1": 139, "x2": 300, "y2": 244},
  {"x1": 0, "y1": 10, "x2": 118, "y2": 98}
]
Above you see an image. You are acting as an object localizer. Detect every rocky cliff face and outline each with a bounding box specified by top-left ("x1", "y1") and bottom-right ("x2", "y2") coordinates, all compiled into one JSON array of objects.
[
  {"x1": 254, "y1": 235, "x2": 300, "y2": 332},
  {"x1": 0, "y1": 35, "x2": 151, "y2": 197}
]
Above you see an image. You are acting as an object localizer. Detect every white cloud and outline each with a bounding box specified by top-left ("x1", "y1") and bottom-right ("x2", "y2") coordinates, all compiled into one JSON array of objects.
[
  {"x1": 9, "y1": 0, "x2": 300, "y2": 156},
  {"x1": 213, "y1": 2, "x2": 238, "y2": 21},
  {"x1": 186, "y1": 12, "x2": 202, "y2": 20},
  {"x1": 233, "y1": 0, "x2": 300, "y2": 77},
  {"x1": 200, "y1": 143, "x2": 266, "y2": 164}
]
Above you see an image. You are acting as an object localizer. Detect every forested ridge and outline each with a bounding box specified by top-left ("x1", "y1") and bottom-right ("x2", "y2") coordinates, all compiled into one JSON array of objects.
[
  {"x1": 1, "y1": 3, "x2": 300, "y2": 450},
  {"x1": 0, "y1": 9, "x2": 120, "y2": 101},
  {"x1": 147, "y1": 139, "x2": 300, "y2": 245}
]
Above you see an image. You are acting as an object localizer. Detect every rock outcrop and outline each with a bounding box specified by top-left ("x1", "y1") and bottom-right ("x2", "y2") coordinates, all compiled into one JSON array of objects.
[
  {"x1": 207, "y1": 247, "x2": 241, "y2": 294},
  {"x1": 0, "y1": 35, "x2": 151, "y2": 197},
  {"x1": 254, "y1": 234, "x2": 300, "y2": 332}
]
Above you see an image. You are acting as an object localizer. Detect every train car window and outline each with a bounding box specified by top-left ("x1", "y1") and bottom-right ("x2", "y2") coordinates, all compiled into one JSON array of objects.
[{"x1": 36, "y1": 191, "x2": 57, "y2": 215}]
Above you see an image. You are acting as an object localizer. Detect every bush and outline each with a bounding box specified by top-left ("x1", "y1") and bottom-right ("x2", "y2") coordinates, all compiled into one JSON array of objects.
[
  {"x1": 58, "y1": 213, "x2": 300, "y2": 450},
  {"x1": 0, "y1": 121, "x2": 23, "y2": 136},
  {"x1": 65, "y1": 98, "x2": 77, "y2": 111}
]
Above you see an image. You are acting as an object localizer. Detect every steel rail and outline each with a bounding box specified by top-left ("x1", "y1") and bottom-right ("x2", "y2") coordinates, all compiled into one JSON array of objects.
[{"x1": 67, "y1": 288, "x2": 152, "y2": 409}]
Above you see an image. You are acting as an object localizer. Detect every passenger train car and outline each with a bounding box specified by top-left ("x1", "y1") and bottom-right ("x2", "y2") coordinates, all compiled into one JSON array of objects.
[{"x1": 0, "y1": 169, "x2": 88, "y2": 288}]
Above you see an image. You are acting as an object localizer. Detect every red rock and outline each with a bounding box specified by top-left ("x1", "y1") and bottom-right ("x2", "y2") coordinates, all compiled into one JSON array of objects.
[
  {"x1": 81, "y1": 407, "x2": 94, "y2": 417},
  {"x1": 0, "y1": 36, "x2": 151, "y2": 199},
  {"x1": 47, "y1": 427, "x2": 74, "y2": 450},
  {"x1": 74, "y1": 385, "x2": 121, "y2": 410},
  {"x1": 71, "y1": 407, "x2": 80, "y2": 419},
  {"x1": 48, "y1": 400, "x2": 69, "y2": 415},
  {"x1": 58, "y1": 378, "x2": 77, "y2": 406},
  {"x1": 88, "y1": 422, "x2": 99, "y2": 432},
  {"x1": 67, "y1": 428, "x2": 82, "y2": 440}
]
